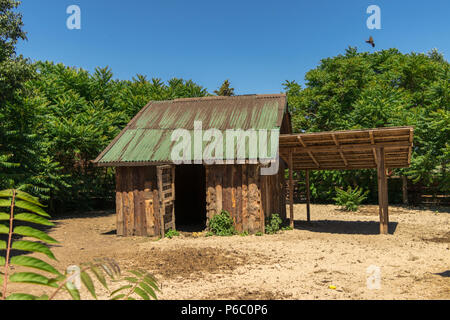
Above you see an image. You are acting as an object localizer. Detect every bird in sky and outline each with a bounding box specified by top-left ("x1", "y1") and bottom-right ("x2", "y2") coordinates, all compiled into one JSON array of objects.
[{"x1": 366, "y1": 36, "x2": 375, "y2": 48}]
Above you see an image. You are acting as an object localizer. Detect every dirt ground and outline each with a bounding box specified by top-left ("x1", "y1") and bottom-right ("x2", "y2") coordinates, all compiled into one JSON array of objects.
[{"x1": 7, "y1": 204, "x2": 450, "y2": 300}]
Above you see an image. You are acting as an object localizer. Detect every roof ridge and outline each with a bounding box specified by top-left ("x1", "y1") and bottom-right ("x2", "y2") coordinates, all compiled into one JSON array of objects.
[{"x1": 150, "y1": 94, "x2": 286, "y2": 104}]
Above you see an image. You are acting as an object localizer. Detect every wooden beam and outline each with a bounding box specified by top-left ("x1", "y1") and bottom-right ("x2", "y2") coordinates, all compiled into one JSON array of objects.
[
  {"x1": 369, "y1": 130, "x2": 375, "y2": 144},
  {"x1": 369, "y1": 130, "x2": 378, "y2": 166},
  {"x1": 376, "y1": 148, "x2": 389, "y2": 235},
  {"x1": 280, "y1": 141, "x2": 413, "y2": 153},
  {"x1": 332, "y1": 133, "x2": 348, "y2": 167},
  {"x1": 280, "y1": 127, "x2": 413, "y2": 139},
  {"x1": 305, "y1": 170, "x2": 311, "y2": 222},
  {"x1": 298, "y1": 136, "x2": 320, "y2": 168},
  {"x1": 291, "y1": 163, "x2": 408, "y2": 171},
  {"x1": 279, "y1": 152, "x2": 289, "y2": 165},
  {"x1": 408, "y1": 147, "x2": 412, "y2": 165},
  {"x1": 297, "y1": 136, "x2": 307, "y2": 148},
  {"x1": 307, "y1": 151, "x2": 320, "y2": 168},
  {"x1": 289, "y1": 151, "x2": 294, "y2": 228},
  {"x1": 407, "y1": 128, "x2": 413, "y2": 166}
]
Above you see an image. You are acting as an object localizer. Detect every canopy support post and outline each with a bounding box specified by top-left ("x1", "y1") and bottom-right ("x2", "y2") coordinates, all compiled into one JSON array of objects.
[
  {"x1": 376, "y1": 147, "x2": 389, "y2": 235},
  {"x1": 289, "y1": 150, "x2": 294, "y2": 228},
  {"x1": 306, "y1": 170, "x2": 311, "y2": 222}
]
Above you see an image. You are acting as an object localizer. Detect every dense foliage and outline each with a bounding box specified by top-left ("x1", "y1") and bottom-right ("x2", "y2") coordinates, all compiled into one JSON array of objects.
[{"x1": 285, "y1": 47, "x2": 449, "y2": 203}]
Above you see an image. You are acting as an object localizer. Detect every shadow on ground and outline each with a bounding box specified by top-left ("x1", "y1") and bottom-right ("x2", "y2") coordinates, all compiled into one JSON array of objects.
[
  {"x1": 52, "y1": 210, "x2": 115, "y2": 220},
  {"x1": 435, "y1": 270, "x2": 450, "y2": 278},
  {"x1": 294, "y1": 220, "x2": 398, "y2": 235}
]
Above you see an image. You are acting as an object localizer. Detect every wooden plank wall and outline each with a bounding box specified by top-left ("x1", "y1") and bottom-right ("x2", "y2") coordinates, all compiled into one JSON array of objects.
[
  {"x1": 261, "y1": 160, "x2": 287, "y2": 221},
  {"x1": 205, "y1": 164, "x2": 285, "y2": 234},
  {"x1": 116, "y1": 164, "x2": 287, "y2": 236},
  {"x1": 116, "y1": 166, "x2": 160, "y2": 236}
]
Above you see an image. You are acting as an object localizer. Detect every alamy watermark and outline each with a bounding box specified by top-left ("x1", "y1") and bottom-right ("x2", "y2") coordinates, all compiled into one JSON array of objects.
[
  {"x1": 170, "y1": 121, "x2": 280, "y2": 175},
  {"x1": 366, "y1": 265, "x2": 381, "y2": 290},
  {"x1": 66, "y1": 5, "x2": 81, "y2": 30},
  {"x1": 367, "y1": 5, "x2": 381, "y2": 30},
  {"x1": 66, "y1": 265, "x2": 82, "y2": 290}
]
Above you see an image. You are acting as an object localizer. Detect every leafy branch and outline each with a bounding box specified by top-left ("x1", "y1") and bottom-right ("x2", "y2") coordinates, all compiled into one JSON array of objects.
[{"x1": 0, "y1": 189, "x2": 159, "y2": 300}]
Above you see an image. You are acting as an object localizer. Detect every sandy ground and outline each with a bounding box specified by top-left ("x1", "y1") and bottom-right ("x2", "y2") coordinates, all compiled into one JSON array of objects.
[{"x1": 6, "y1": 204, "x2": 450, "y2": 300}]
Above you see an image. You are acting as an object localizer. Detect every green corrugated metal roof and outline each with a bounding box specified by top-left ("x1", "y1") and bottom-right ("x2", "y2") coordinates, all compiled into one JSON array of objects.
[{"x1": 94, "y1": 94, "x2": 287, "y2": 166}]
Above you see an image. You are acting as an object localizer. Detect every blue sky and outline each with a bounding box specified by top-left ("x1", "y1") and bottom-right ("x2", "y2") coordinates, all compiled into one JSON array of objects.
[{"x1": 17, "y1": 0, "x2": 450, "y2": 94}]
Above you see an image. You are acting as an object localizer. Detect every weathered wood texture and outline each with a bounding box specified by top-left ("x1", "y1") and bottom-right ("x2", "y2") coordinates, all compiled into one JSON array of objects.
[
  {"x1": 206, "y1": 164, "x2": 284, "y2": 234},
  {"x1": 118, "y1": 163, "x2": 286, "y2": 236},
  {"x1": 116, "y1": 166, "x2": 160, "y2": 236},
  {"x1": 305, "y1": 169, "x2": 311, "y2": 222},
  {"x1": 376, "y1": 148, "x2": 389, "y2": 235},
  {"x1": 157, "y1": 165, "x2": 176, "y2": 237},
  {"x1": 288, "y1": 151, "x2": 294, "y2": 228},
  {"x1": 261, "y1": 160, "x2": 287, "y2": 223}
]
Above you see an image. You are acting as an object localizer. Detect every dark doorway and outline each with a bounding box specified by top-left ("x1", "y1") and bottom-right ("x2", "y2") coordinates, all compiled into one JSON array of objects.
[{"x1": 175, "y1": 165, "x2": 206, "y2": 232}]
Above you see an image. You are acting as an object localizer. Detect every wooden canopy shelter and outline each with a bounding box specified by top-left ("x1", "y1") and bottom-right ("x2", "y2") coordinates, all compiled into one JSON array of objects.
[{"x1": 279, "y1": 126, "x2": 414, "y2": 234}]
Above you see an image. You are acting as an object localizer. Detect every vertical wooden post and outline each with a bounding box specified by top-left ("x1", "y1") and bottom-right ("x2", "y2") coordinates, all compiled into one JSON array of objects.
[
  {"x1": 171, "y1": 166, "x2": 176, "y2": 229},
  {"x1": 289, "y1": 151, "x2": 294, "y2": 228},
  {"x1": 157, "y1": 166, "x2": 165, "y2": 238},
  {"x1": 376, "y1": 148, "x2": 389, "y2": 235},
  {"x1": 115, "y1": 168, "x2": 124, "y2": 236},
  {"x1": 402, "y1": 175, "x2": 408, "y2": 205},
  {"x1": 305, "y1": 170, "x2": 311, "y2": 222}
]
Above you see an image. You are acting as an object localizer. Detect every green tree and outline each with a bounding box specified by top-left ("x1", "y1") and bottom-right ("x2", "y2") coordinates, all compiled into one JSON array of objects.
[
  {"x1": 214, "y1": 80, "x2": 235, "y2": 96},
  {"x1": 0, "y1": 0, "x2": 57, "y2": 197}
]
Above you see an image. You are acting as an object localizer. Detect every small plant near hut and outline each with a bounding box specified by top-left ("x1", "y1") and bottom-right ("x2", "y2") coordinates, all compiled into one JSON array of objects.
[
  {"x1": 265, "y1": 214, "x2": 283, "y2": 234},
  {"x1": 239, "y1": 231, "x2": 249, "y2": 237},
  {"x1": 0, "y1": 189, "x2": 159, "y2": 300},
  {"x1": 333, "y1": 186, "x2": 369, "y2": 212},
  {"x1": 165, "y1": 229, "x2": 180, "y2": 239},
  {"x1": 208, "y1": 210, "x2": 236, "y2": 236},
  {"x1": 255, "y1": 232, "x2": 263, "y2": 237}
]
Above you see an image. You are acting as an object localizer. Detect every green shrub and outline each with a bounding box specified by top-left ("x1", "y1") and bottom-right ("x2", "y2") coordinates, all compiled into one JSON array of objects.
[
  {"x1": 333, "y1": 186, "x2": 369, "y2": 211},
  {"x1": 255, "y1": 232, "x2": 263, "y2": 236},
  {"x1": 239, "y1": 231, "x2": 249, "y2": 237},
  {"x1": 165, "y1": 229, "x2": 180, "y2": 239},
  {"x1": 208, "y1": 210, "x2": 236, "y2": 236},
  {"x1": 265, "y1": 214, "x2": 283, "y2": 234}
]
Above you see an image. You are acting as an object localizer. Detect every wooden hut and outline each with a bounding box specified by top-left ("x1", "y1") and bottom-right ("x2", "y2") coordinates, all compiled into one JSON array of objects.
[{"x1": 94, "y1": 94, "x2": 292, "y2": 236}]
